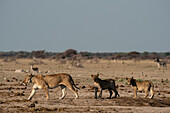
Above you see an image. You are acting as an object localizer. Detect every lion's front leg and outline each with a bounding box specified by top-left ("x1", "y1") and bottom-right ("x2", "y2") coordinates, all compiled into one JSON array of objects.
[
  {"x1": 144, "y1": 88, "x2": 149, "y2": 98},
  {"x1": 98, "y1": 89, "x2": 103, "y2": 99},
  {"x1": 28, "y1": 85, "x2": 38, "y2": 100},
  {"x1": 133, "y1": 87, "x2": 137, "y2": 98},
  {"x1": 28, "y1": 89, "x2": 36, "y2": 100},
  {"x1": 43, "y1": 86, "x2": 49, "y2": 100},
  {"x1": 94, "y1": 87, "x2": 98, "y2": 99}
]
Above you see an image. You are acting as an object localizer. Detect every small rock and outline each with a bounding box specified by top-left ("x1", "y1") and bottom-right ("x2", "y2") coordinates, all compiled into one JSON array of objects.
[
  {"x1": 165, "y1": 79, "x2": 168, "y2": 83},
  {"x1": 28, "y1": 103, "x2": 35, "y2": 108},
  {"x1": 12, "y1": 77, "x2": 18, "y2": 82},
  {"x1": 82, "y1": 86, "x2": 86, "y2": 89},
  {"x1": 33, "y1": 101, "x2": 38, "y2": 104},
  {"x1": 6, "y1": 79, "x2": 10, "y2": 82},
  {"x1": 119, "y1": 85, "x2": 124, "y2": 87}
]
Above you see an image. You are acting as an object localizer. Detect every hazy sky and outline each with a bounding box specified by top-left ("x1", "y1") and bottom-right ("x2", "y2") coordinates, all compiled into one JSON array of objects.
[{"x1": 0, "y1": 0, "x2": 170, "y2": 52}]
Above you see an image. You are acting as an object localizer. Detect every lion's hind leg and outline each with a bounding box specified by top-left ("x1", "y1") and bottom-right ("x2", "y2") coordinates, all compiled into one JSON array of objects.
[
  {"x1": 59, "y1": 85, "x2": 67, "y2": 99},
  {"x1": 149, "y1": 90, "x2": 154, "y2": 99},
  {"x1": 111, "y1": 88, "x2": 118, "y2": 98},
  {"x1": 149, "y1": 84, "x2": 154, "y2": 99},
  {"x1": 65, "y1": 83, "x2": 79, "y2": 99},
  {"x1": 144, "y1": 89, "x2": 149, "y2": 98},
  {"x1": 43, "y1": 86, "x2": 49, "y2": 100},
  {"x1": 107, "y1": 89, "x2": 113, "y2": 99}
]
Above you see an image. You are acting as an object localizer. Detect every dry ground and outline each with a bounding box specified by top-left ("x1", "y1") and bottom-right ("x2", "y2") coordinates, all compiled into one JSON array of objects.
[{"x1": 0, "y1": 59, "x2": 170, "y2": 113}]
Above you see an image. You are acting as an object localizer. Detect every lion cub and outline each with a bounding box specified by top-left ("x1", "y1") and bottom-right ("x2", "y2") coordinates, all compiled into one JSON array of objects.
[
  {"x1": 91, "y1": 74, "x2": 119, "y2": 99},
  {"x1": 126, "y1": 77, "x2": 154, "y2": 99}
]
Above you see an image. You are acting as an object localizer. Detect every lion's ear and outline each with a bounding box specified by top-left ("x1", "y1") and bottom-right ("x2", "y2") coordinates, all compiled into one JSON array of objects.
[
  {"x1": 97, "y1": 73, "x2": 99, "y2": 77},
  {"x1": 30, "y1": 73, "x2": 34, "y2": 77},
  {"x1": 126, "y1": 77, "x2": 128, "y2": 80},
  {"x1": 91, "y1": 74, "x2": 93, "y2": 77}
]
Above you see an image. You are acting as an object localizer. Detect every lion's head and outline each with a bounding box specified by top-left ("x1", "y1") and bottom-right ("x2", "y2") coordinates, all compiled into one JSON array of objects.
[
  {"x1": 126, "y1": 77, "x2": 134, "y2": 85},
  {"x1": 23, "y1": 74, "x2": 34, "y2": 86}
]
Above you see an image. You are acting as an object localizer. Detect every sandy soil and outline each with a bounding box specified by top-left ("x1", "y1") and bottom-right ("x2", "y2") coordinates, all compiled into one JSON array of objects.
[{"x1": 0, "y1": 59, "x2": 170, "y2": 113}]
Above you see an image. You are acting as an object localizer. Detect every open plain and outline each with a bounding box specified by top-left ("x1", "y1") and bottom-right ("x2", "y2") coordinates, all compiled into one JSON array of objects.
[{"x1": 0, "y1": 59, "x2": 170, "y2": 113}]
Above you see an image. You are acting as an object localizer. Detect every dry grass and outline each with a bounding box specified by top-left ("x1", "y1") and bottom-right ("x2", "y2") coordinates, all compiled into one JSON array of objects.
[{"x1": 0, "y1": 59, "x2": 170, "y2": 112}]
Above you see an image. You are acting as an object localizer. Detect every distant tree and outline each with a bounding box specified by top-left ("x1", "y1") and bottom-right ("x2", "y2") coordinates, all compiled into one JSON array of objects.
[
  {"x1": 165, "y1": 55, "x2": 170, "y2": 59},
  {"x1": 79, "y1": 52, "x2": 94, "y2": 59},
  {"x1": 55, "y1": 53, "x2": 65, "y2": 59},
  {"x1": 0, "y1": 50, "x2": 170, "y2": 60},
  {"x1": 127, "y1": 51, "x2": 140, "y2": 59},
  {"x1": 142, "y1": 51, "x2": 149, "y2": 56},
  {"x1": 148, "y1": 52, "x2": 158, "y2": 59},
  {"x1": 16, "y1": 51, "x2": 30, "y2": 58},
  {"x1": 164, "y1": 52, "x2": 170, "y2": 57},
  {"x1": 30, "y1": 50, "x2": 46, "y2": 58},
  {"x1": 63, "y1": 49, "x2": 77, "y2": 59}
]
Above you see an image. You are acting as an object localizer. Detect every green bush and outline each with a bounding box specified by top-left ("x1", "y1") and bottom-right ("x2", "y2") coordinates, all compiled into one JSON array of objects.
[
  {"x1": 152, "y1": 79, "x2": 157, "y2": 82},
  {"x1": 118, "y1": 79, "x2": 124, "y2": 82},
  {"x1": 136, "y1": 78, "x2": 143, "y2": 82}
]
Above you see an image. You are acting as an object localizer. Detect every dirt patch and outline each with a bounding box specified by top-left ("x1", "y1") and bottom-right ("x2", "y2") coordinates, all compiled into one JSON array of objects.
[{"x1": 0, "y1": 59, "x2": 170, "y2": 112}]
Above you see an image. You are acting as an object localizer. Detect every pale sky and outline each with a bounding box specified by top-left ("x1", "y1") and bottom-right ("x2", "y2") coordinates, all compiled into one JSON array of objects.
[{"x1": 0, "y1": 0, "x2": 170, "y2": 52}]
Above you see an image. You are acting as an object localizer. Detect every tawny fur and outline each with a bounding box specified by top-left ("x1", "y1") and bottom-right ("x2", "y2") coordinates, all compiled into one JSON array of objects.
[
  {"x1": 23, "y1": 73, "x2": 79, "y2": 100},
  {"x1": 126, "y1": 77, "x2": 154, "y2": 99}
]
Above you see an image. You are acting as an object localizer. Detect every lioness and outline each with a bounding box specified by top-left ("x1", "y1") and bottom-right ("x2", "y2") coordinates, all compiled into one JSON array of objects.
[
  {"x1": 23, "y1": 73, "x2": 79, "y2": 100},
  {"x1": 91, "y1": 74, "x2": 119, "y2": 99},
  {"x1": 126, "y1": 77, "x2": 154, "y2": 99}
]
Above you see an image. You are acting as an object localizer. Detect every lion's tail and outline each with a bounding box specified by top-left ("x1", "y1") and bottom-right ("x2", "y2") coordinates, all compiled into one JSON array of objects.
[
  {"x1": 69, "y1": 75, "x2": 80, "y2": 90},
  {"x1": 149, "y1": 82, "x2": 154, "y2": 99}
]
